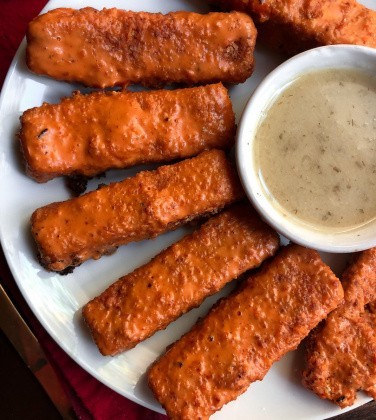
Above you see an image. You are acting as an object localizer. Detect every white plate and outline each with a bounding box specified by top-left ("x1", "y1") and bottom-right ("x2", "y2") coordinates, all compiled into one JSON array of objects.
[{"x1": 0, "y1": 0, "x2": 373, "y2": 418}]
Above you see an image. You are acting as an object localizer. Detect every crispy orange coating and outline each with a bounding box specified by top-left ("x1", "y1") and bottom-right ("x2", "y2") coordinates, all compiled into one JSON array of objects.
[
  {"x1": 341, "y1": 247, "x2": 376, "y2": 311},
  {"x1": 364, "y1": 305, "x2": 376, "y2": 399},
  {"x1": 367, "y1": 382, "x2": 376, "y2": 400},
  {"x1": 148, "y1": 245, "x2": 343, "y2": 420},
  {"x1": 83, "y1": 203, "x2": 280, "y2": 355},
  {"x1": 303, "y1": 307, "x2": 376, "y2": 407},
  {"x1": 19, "y1": 84, "x2": 235, "y2": 183},
  {"x1": 303, "y1": 247, "x2": 376, "y2": 408},
  {"x1": 213, "y1": 0, "x2": 376, "y2": 54},
  {"x1": 26, "y1": 8, "x2": 256, "y2": 88},
  {"x1": 31, "y1": 150, "x2": 244, "y2": 273}
]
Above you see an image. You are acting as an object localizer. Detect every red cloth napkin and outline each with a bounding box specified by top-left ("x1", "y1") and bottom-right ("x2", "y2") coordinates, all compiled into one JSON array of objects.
[{"x1": 0, "y1": 1, "x2": 166, "y2": 418}]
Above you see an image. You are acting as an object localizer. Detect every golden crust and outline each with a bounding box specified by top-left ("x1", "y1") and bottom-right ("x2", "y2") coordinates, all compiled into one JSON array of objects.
[
  {"x1": 19, "y1": 84, "x2": 235, "y2": 182},
  {"x1": 82, "y1": 203, "x2": 280, "y2": 355},
  {"x1": 26, "y1": 8, "x2": 256, "y2": 88},
  {"x1": 213, "y1": 0, "x2": 376, "y2": 54},
  {"x1": 148, "y1": 244, "x2": 343, "y2": 419},
  {"x1": 303, "y1": 248, "x2": 376, "y2": 408},
  {"x1": 31, "y1": 150, "x2": 244, "y2": 273}
]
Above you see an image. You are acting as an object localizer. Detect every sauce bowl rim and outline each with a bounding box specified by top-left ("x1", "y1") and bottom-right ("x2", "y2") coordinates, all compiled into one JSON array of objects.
[{"x1": 236, "y1": 44, "x2": 376, "y2": 253}]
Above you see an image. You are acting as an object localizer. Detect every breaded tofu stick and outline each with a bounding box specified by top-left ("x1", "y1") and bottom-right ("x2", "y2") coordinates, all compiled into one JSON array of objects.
[
  {"x1": 148, "y1": 245, "x2": 344, "y2": 420},
  {"x1": 31, "y1": 150, "x2": 244, "y2": 273},
  {"x1": 303, "y1": 304, "x2": 376, "y2": 407},
  {"x1": 365, "y1": 301, "x2": 376, "y2": 401},
  {"x1": 303, "y1": 247, "x2": 376, "y2": 408},
  {"x1": 26, "y1": 8, "x2": 257, "y2": 88},
  {"x1": 83, "y1": 203, "x2": 280, "y2": 355},
  {"x1": 341, "y1": 247, "x2": 376, "y2": 311},
  {"x1": 366, "y1": 299, "x2": 376, "y2": 397},
  {"x1": 19, "y1": 84, "x2": 235, "y2": 184},
  {"x1": 212, "y1": 0, "x2": 376, "y2": 54}
]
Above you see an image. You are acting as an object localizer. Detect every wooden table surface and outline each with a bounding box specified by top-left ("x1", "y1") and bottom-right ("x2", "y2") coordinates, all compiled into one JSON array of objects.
[{"x1": 331, "y1": 401, "x2": 376, "y2": 420}]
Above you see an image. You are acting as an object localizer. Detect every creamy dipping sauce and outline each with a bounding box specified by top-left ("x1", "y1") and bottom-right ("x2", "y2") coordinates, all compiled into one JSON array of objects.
[{"x1": 254, "y1": 69, "x2": 376, "y2": 230}]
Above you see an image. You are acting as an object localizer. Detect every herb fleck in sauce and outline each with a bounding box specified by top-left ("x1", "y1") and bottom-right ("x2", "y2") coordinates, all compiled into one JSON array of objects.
[{"x1": 254, "y1": 69, "x2": 376, "y2": 229}]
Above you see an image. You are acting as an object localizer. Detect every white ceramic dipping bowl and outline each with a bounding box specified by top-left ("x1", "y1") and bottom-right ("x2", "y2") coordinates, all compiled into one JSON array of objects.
[{"x1": 236, "y1": 45, "x2": 376, "y2": 253}]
